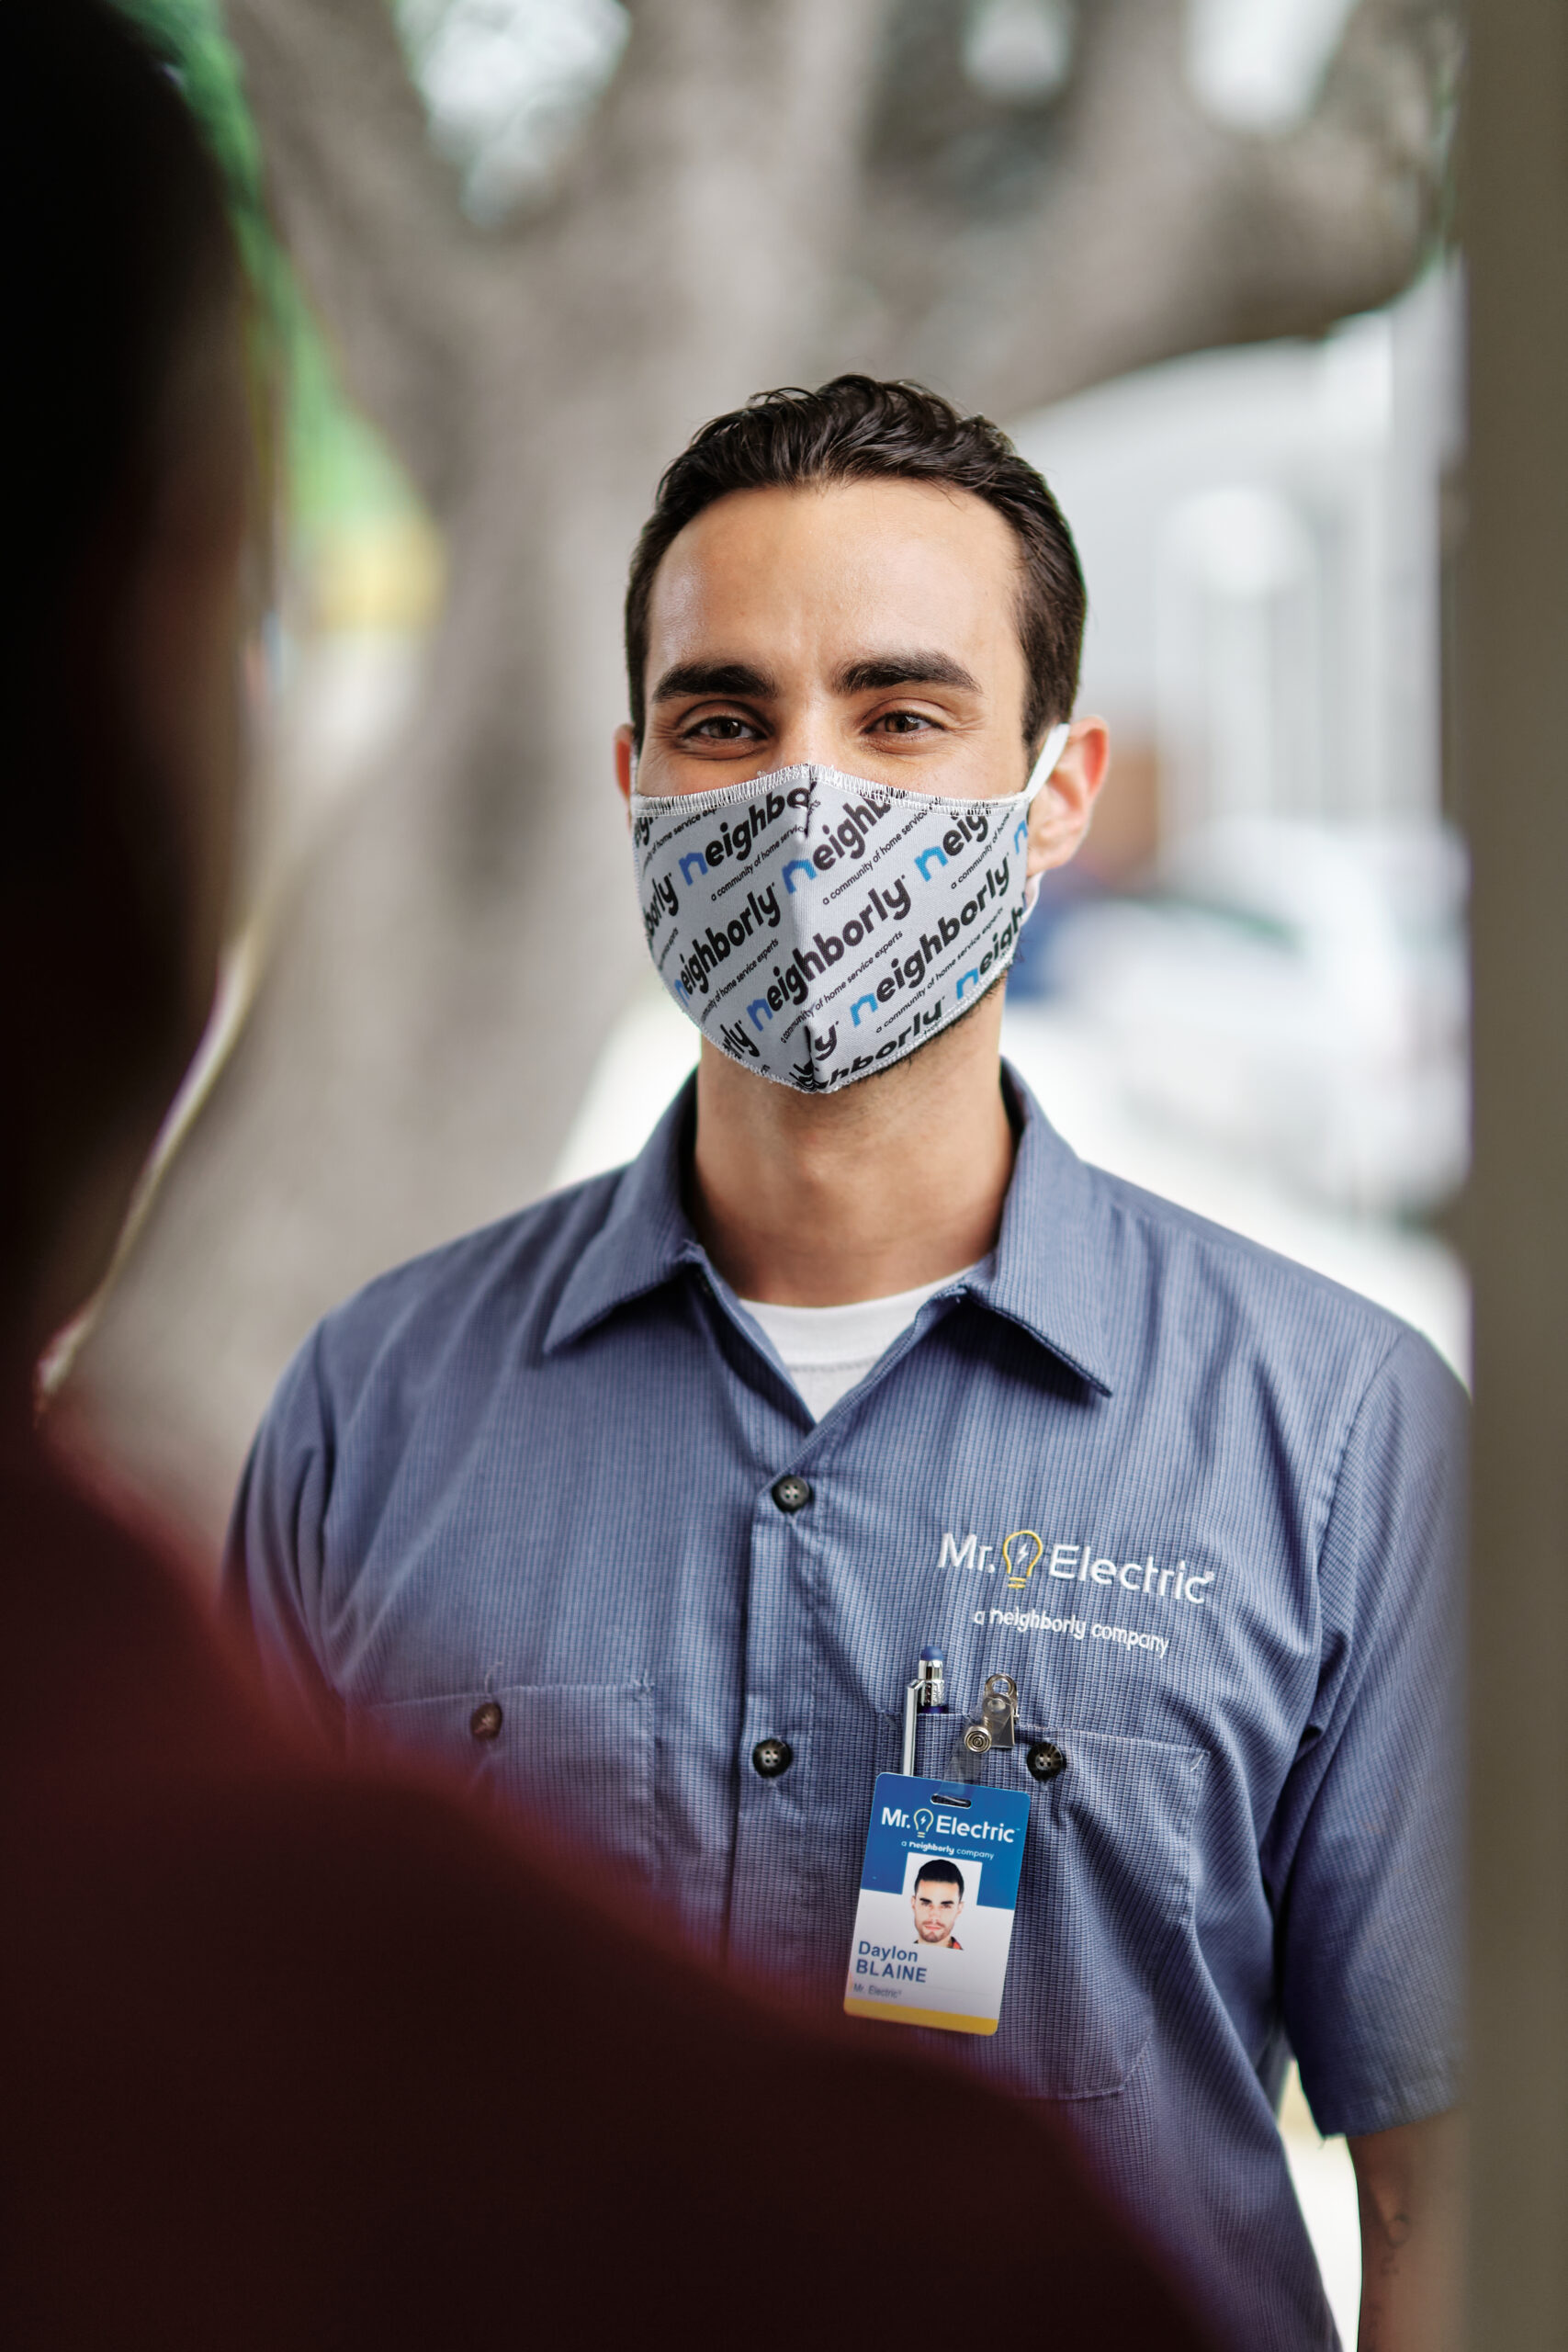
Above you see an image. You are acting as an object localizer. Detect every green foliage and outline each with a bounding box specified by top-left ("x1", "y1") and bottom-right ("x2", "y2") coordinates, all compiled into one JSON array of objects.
[{"x1": 288, "y1": 308, "x2": 424, "y2": 553}]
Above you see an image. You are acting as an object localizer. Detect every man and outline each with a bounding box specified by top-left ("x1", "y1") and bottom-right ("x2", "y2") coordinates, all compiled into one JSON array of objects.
[
  {"x1": 3, "y1": 19, "x2": 1212, "y2": 2346},
  {"x1": 232, "y1": 378, "x2": 1463, "y2": 2348},
  {"x1": 911, "y1": 1860, "x2": 964, "y2": 1951}
]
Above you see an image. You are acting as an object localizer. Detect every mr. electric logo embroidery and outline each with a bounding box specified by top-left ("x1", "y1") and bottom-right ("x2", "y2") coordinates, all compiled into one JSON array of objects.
[{"x1": 939, "y1": 1528, "x2": 1217, "y2": 1663}]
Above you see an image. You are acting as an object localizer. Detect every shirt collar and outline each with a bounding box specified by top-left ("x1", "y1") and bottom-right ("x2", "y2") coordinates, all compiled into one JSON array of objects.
[
  {"x1": 970, "y1": 1065, "x2": 1114, "y2": 1395},
  {"x1": 543, "y1": 1062, "x2": 1114, "y2": 1396},
  {"x1": 544, "y1": 1083, "x2": 705, "y2": 1354}
]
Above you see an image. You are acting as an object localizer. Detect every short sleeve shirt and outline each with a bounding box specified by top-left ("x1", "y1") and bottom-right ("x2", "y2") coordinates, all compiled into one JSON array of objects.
[{"x1": 229, "y1": 1069, "x2": 1464, "y2": 2350}]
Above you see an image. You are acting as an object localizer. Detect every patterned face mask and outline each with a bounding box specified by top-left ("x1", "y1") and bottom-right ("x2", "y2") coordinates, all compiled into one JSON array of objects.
[{"x1": 630, "y1": 723, "x2": 1069, "y2": 1093}]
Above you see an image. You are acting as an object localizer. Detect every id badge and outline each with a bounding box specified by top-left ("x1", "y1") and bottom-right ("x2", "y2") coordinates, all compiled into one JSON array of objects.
[{"x1": 843, "y1": 1773, "x2": 1030, "y2": 2037}]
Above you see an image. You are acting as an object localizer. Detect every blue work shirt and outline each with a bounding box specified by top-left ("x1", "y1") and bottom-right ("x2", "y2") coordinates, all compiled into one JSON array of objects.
[{"x1": 230, "y1": 1069, "x2": 1462, "y2": 2349}]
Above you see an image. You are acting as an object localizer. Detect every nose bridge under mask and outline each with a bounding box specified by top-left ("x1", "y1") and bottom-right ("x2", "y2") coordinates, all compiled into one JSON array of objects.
[{"x1": 630, "y1": 725, "x2": 1069, "y2": 1095}]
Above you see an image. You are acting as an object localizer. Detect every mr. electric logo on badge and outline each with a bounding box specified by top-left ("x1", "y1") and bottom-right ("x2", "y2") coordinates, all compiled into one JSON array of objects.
[{"x1": 879, "y1": 1801, "x2": 1019, "y2": 1846}]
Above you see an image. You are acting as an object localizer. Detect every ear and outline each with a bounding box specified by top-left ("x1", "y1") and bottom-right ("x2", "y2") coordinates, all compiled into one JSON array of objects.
[
  {"x1": 614, "y1": 723, "x2": 636, "y2": 818},
  {"x1": 1025, "y1": 717, "x2": 1111, "y2": 881}
]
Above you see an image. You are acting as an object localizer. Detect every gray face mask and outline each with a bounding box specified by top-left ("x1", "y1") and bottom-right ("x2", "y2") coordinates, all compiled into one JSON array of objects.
[{"x1": 630, "y1": 724, "x2": 1069, "y2": 1094}]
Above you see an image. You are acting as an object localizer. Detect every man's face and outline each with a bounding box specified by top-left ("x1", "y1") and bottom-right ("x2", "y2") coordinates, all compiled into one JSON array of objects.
[
  {"x1": 911, "y1": 1876, "x2": 964, "y2": 1946},
  {"x1": 632, "y1": 478, "x2": 1036, "y2": 802}
]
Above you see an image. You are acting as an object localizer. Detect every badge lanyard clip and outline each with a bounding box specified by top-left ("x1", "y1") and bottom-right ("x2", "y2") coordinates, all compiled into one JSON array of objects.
[
  {"x1": 900, "y1": 1645, "x2": 946, "y2": 1775},
  {"x1": 962, "y1": 1672, "x2": 1019, "y2": 1756}
]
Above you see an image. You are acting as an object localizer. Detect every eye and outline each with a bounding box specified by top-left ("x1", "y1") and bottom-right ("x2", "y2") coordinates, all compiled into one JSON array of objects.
[
  {"x1": 869, "y1": 708, "x2": 941, "y2": 736},
  {"x1": 680, "y1": 711, "x2": 762, "y2": 744}
]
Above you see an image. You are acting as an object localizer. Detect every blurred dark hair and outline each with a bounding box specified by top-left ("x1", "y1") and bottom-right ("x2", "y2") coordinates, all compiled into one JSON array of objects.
[
  {"x1": 5, "y1": 0, "x2": 243, "y2": 828},
  {"x1": 1, "y1": 0, "x2": 245, "y2": 1329},
  {"x1": 625, "y1": 376, "x2": 1086, "y2": 752}
]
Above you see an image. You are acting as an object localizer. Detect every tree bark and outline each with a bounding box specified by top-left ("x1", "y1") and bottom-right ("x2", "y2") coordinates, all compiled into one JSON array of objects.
[{"x1": 845, "y1": 0, "x2": 1458, "y2": 414}]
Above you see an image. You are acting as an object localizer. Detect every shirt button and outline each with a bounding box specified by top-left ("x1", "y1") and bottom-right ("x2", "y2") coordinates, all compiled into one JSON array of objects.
[
  {"x1": 771, "y1": 1474, "x2": 813, "y2": 1513},
  {"x1": 1026, "y1": 1739, "x2": 1066, "y2": 1781},
  {"x1": 469, "y1": 1701, "x2": 503, "y2": 1741},
  {"x1": 752, "y1": 1736, "x2": 795, "y2": 1778}
]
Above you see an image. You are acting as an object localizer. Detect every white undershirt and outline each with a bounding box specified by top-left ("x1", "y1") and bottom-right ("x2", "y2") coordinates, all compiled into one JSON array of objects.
[{"x1": 740, "y1": 1266, "x2": 983, "y2": 1420}]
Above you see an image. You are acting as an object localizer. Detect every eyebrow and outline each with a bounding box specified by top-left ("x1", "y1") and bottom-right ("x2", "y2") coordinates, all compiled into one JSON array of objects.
[
  {"x1": 651, "y1": 650, "x2": 983, "y2": 706},
  {"x1": 652, "y1": 661, "x2": 779, "y2": 704},
  {"x1": 836, "y1": 651, "x2": 980, "y2": 695}
]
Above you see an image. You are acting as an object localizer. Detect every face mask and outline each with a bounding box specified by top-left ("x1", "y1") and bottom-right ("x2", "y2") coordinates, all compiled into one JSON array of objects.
[{"x1": 630, "y1": 722, "x2": 1070, "y2": 1094}]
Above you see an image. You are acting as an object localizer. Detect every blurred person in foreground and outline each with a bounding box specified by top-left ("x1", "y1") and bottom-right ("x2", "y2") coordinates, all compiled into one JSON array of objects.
[
  {"x1": 234, "y1": 374, "x2": 1465, "y2": 2349},
  {"x1": 0, "y1": 6, "x2": 1218, "y2": 2346}
]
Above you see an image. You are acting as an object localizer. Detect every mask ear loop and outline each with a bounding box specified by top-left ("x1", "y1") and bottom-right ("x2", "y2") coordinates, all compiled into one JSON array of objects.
[
  {"x1": 1020, "y1": 719, "x2": 1072, "y2": 915},
  {"x1": 1021, "y1": 718, "x2": 1072, "y2": 802}
]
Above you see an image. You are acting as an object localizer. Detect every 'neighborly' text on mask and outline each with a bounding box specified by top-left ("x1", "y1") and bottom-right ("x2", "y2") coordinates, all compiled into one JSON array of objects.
[{"x1": 630, "y1": 724, "x2": 1069, "y2": 1093}]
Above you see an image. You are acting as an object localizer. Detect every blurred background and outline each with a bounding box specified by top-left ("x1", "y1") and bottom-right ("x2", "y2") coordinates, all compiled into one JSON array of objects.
[{"x1": 68, "y1": 6, "x2": 1465, "y2": 2324}]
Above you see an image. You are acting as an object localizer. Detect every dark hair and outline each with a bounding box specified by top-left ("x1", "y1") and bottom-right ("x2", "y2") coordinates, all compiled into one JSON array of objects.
[
  {"x1": 914, "y1": 1859, "x2": 964, "y2": 1897},
  {"x1": 1, "y1": 0, "x2": 244, "y2": 1324},
  {"x1": 624, "y1": 376, "x2": 1085, "y2": 752},
  {"x1": 6, "y1": 1, "x2": 243, "y2": 752}
]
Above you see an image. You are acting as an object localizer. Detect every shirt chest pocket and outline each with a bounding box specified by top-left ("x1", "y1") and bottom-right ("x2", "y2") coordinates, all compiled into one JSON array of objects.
[
  {"x1": 348, "y1": 1681, "x2": 659, "y2": 1885},
  {"x1": 976, "y1": 1722, "x2": 1208, "y2": 2100}
]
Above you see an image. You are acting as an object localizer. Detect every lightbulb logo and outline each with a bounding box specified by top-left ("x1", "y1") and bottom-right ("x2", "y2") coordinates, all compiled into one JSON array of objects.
[
  {"x1": 1003, "y1": 1528, "x2": 1044, "y2": 1589},
  {"x1": 914, "y1": 1809, "x2": 934, "y2": 1837}
]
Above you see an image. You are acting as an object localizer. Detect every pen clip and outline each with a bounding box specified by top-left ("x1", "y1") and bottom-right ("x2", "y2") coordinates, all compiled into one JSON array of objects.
[{"x1": 901, "y1": 1646, "x2": 946, "y2": 1775}]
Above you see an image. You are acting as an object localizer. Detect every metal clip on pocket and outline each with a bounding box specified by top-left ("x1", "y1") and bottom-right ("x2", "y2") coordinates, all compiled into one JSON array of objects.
[
  {"x1": 900, "y1": 1646, "x2": 946, "y2": 1775},
  {"x1": 962, "y1": 1671, "x2": 1019, "y2": 1756}
]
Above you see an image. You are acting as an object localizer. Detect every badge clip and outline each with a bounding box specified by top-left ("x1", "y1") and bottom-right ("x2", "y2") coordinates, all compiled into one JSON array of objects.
[{"x1": 962, "y1": 1671, "x2": 1018, "y2": 1756}]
